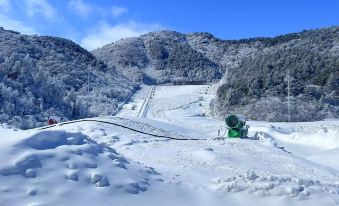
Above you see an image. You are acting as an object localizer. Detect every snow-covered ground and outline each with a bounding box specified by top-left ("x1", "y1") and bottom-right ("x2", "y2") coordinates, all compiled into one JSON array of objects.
[{"x1": 1, "y1": 84, "x2": 339, "y2": 205}]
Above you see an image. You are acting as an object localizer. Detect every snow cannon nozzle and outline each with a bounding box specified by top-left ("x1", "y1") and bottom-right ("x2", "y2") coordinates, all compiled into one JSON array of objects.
[{"x1": 225, "y1": 114, "x2": 244, "y2": 129}]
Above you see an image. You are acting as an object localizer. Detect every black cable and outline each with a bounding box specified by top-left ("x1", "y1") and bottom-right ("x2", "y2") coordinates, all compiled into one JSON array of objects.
[{"x1": 36, "y1": 119, "x2": 207, "y2": 141}]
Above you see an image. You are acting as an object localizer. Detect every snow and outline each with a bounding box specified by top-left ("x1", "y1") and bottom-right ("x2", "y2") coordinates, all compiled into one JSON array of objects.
[
  {"x1": 0, "y1": 124, "x2": 159, "y2": 205},
  {"x1": 1, "y1": 84, "x2": 339, "y2": 205},
  {"x1": 307, "y1": 149, "x2": 339, "y2": 171}
]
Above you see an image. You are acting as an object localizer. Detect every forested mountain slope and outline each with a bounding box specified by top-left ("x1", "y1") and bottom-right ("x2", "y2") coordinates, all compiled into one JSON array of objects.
[
  {"x1": 94, "y1": 27, "x2": 338, "y2": 121},
  {"x1": 0, "y1": 26, "x2": 337, "y2": 126},
  {"x1": 92, "y1": 31, "x2": 223, "y2": 83},
  {"x1": 0, "y1": 27, "x2": 135, "y2": 128},
  {"x1": 213, "y1": 26, "x2": 338, "y2": 121}
]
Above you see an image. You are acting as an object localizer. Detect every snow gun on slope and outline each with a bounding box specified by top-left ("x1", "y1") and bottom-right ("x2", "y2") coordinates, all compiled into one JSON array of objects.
[{"x1": 225, "y1": 114, "x2": 249, "y2": 138}]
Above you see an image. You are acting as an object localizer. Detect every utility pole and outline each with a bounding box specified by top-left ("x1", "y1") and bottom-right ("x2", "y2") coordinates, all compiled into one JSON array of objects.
[
  {"x1": 87, "y1": 65, "x2": 91, "y2": 96},
  {"x1": 285, "y1": 70, "x2": 291, "y2": 122},
  {"x1": 86, "y1": 65, "x2": 92, "y2": 115}
]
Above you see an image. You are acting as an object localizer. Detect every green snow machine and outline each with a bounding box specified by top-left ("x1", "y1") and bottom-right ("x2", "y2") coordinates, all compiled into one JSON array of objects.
[{"x1": 225, "y1": 114, "x2": 249, "y2": 138}]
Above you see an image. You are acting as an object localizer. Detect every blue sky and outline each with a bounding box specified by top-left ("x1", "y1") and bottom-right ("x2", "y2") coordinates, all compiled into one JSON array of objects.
[{"x1": 0, "y1": 0, "x2": 338, "y2": 50}]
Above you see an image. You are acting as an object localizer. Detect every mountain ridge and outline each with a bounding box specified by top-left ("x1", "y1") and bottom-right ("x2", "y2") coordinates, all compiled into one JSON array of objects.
[
  {"x1": 94, "y1": 26, "x2": 338, "y2": 121},
  {"x1": 0, "y1": 26, "x2": 337, "y2": 125}
]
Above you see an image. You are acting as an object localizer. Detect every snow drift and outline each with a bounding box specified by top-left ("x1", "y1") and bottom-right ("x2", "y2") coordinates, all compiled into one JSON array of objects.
[{"x1": 0, "y1": 126, "x2": 159, "y2": 205}]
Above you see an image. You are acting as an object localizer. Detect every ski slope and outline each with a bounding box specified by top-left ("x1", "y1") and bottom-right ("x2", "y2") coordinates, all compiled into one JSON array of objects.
[{"x1": 1, "y1": 84, "x2": 339, "y2": 206}]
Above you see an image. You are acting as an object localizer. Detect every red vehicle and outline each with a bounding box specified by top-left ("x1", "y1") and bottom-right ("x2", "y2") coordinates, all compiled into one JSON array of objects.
[{"x1": 48, "y1": 116, "x2": 60, "y2": 125}]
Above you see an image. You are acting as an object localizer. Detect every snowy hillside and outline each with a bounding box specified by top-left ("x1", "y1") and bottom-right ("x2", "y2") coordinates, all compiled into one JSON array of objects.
[
  {"x1": 93, "y1": 27, "x2": 338, "y2": 121},
  {"x1": 1, "y1": 84, "x2": 338, "y2": 205},
  {"x1": 92, "y1": 30, "x2": 223, "y2": 84},
  {"x1": 0, "y1": 27, "x2": 136, "y2": 129}
]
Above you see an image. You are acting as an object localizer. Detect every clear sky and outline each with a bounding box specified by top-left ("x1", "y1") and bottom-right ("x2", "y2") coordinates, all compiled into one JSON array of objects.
[{"x1": 0, "y1": 0, "x2": 338, "y2": 50}]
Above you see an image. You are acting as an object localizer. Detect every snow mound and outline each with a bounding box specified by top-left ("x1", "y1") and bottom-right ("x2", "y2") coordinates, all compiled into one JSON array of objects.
[
  {"x1": 23, "y1": 131, "x2": 86, "y2": 150},
  {"x1": 213, "y1": 170, "x2": 339, "y2": 200},
  {"x1": 0, "y1": 129, "x2": 159, "y2": 204},
  {"x1": 252, "y1": 121, "x2": 339, "y2": 150}
]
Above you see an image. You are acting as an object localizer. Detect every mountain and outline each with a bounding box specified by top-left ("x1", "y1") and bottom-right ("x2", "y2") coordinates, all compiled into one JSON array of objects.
[
  {"x1": 0, "y1": 26, "x2": 337, "y2": 126},
  {"x1": 0, "y1": 27, "x2": 136, "y2": 129},
  {"x1": 213, "y1": 26, "x2": 339, "y2": 121},
  {"x1": 92, "y1": 30, "x2": 271, "y2": 84},
  {"x1": 92, "y1": 31, "x2": 222, "y2": 83},
  {"x1": 94, "y1": 27, "x2": 338, "y2": 121}
]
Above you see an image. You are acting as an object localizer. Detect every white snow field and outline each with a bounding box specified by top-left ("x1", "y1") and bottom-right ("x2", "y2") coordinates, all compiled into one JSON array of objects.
[{"x1": 1, "y1": 84, "x2": 339, "y2": 206}]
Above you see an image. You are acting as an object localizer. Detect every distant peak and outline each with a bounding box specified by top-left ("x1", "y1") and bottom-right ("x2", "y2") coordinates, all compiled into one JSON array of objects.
[{"x1": 141, "y1": 30, "x2": 185, "y2": 38}]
